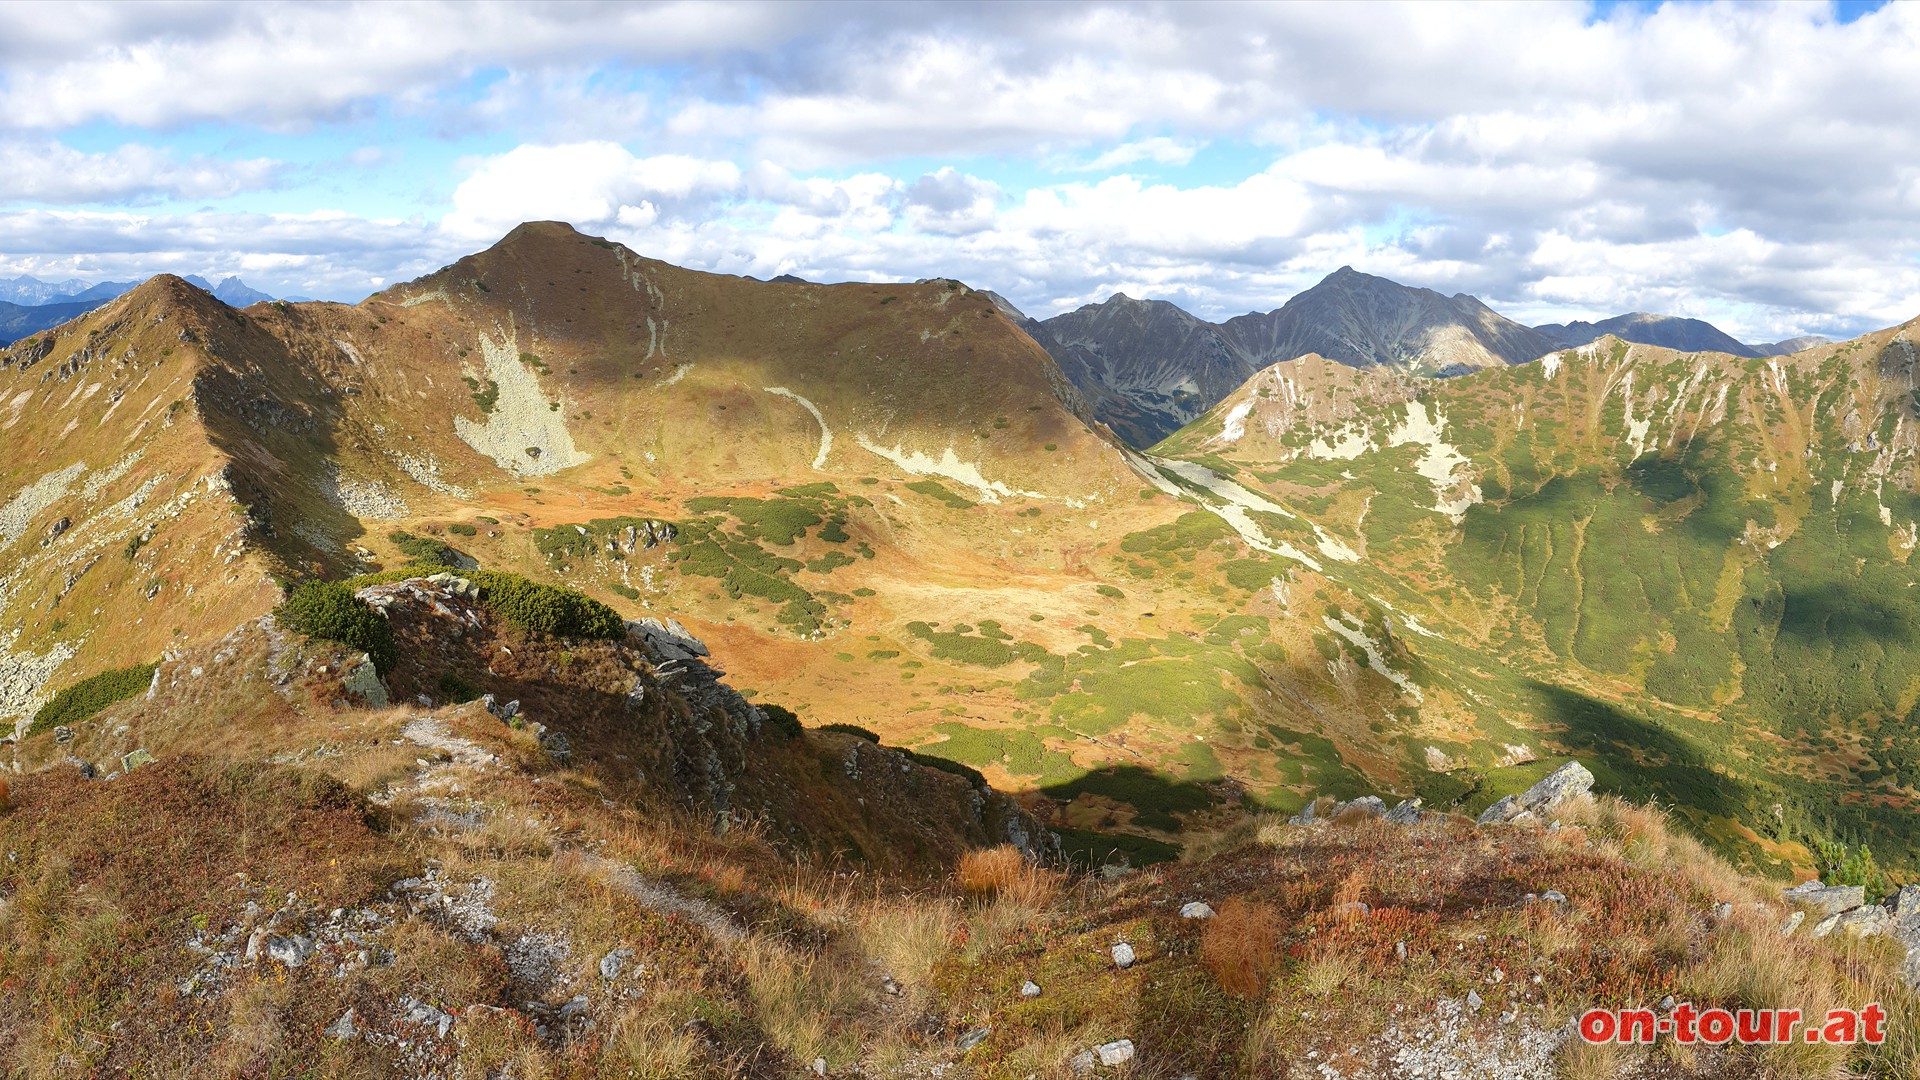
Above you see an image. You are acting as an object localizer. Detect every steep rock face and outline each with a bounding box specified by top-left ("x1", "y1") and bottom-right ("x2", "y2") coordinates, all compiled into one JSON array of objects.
[
  {"x1": 1219, "y1": 267, "x2": 1554, "y2": 377},
  {"x1": 1534, "y1": 311, "x2": 1760, "y2": 358},
  {"x1": 1033, "y1": 293, "x2": 1257, "y2": 449},
  {"x1": 1023, "y1": 268, "x2": 1555, "y2": 448}
]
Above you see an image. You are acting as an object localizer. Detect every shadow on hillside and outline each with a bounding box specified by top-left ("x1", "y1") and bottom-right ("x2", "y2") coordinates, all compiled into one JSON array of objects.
[
  {"x1": 1523, "y1": 679, "x2": 1754, "y2": 820},
  {"x1": 1775, "y1": 580, "x2": 1916, "y2": 646},
  {"x1": 1040, "y1": 764, "x2": 1220, "y2": 834},
  {"x1": 192, "y1": 314, "x2": 369, "y2": 581}
]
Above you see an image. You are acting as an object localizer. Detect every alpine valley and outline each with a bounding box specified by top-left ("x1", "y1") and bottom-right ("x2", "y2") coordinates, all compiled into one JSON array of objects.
[{"x1": 3, "y1": 221, "x2": 1917, "y2": 1078}]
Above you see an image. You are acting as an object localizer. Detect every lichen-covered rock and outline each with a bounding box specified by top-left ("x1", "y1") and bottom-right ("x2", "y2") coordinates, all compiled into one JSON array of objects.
[
  {"x1": 1385, "y1": 797, "x2": 1425, "y2": 824},
  {"x1": 1782, "y1": 880, "x2": 1865, "y2": 916},
  {"x1": 1478, "y1": 761, "x2": 1594, "y2": 824},
  {"x1": 340, "y1": 655, "x2": 387, "y2": 708}
]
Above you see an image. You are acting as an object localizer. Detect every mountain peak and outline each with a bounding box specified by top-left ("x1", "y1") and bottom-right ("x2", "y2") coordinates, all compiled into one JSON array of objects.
[
  {"x1": 491, "y1": 220, "x2": 595, "y2": 253},
  {"x1": 1534, "y1": 311, "x2": 1760, "y2": 357}
]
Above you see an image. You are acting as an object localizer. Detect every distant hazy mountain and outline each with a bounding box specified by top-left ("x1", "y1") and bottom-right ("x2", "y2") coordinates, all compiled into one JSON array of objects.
[
  {"x1": 0, "y1": 297, "x2": 110, "y2": 343},
  {"x1": 0, "y1": 275, "x2": 95, "y2": 306},
  {"x1": 183, "y1": 275, "x2": 275, "y2": 307},
  {"x1": 68, "y1": 280, "x2": 138, "y2": 302},
  {"x1": 0, "y1": 273, "x2": 273, "y2": 315},
  {"x1": 1534, "y1": 312, "x2": 1761, "y2": 358},
  {"x1": 0, "y1": 275, "x2": 136, "y2": 306},
  {"x1": 1753, "y1": 335, "x2": 1831, "y2": 356},
  {"x1": 1016, "y1": 267, "x2": 1552, "y2": 447},
  {"x1": 0, "y1": 272, "x2": 286, "y2": 344}
]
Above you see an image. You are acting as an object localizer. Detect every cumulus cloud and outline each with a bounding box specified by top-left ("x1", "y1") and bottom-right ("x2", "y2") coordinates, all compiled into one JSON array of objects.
[
  {"x1": 0, "y1": 141, "x2": 281, "y2": 204},
  {"x1": 0, "y1": 209, "x2": 448, "y2": 301},
  {"x1": 442, "y1": 143, "x2": 743, "y2": 240},
  {"x1": 1073, "y1": 138, "x2": 1203, "y2": 172},
  {"x1": 4, "y1": 1, "x2": 1920, "y2": 340}
]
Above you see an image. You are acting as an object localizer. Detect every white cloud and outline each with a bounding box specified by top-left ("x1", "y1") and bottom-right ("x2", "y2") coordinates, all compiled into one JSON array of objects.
[
  {"x1": 4, "y1": 2, "x2": 1920, "y2": 340},
  {"x1": 0, "y1": 208, "x2": 448, "y2": 301},
  {"x1": 0, "y1": 141, "x2": 281, "y2": 203},
  {"x1": 442, "y1": 142, "x2": 742, "y2": 241},
  {"x1": 1074, "y1": 137, "x2": 1203, "y2": 172}
]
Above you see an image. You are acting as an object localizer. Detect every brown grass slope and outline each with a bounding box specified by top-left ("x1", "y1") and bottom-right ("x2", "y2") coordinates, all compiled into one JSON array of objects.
[{"x1": 0, "y1": 276, "x2": 291, "y2": 731}]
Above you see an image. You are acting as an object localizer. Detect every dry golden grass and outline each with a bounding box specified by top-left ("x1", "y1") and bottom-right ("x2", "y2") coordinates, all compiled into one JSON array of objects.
[
  {"x1": 1555, "y1": 1035, "x2": 1630, "y2": 1080},
  {"x1": 596, "y1": 1008, "x2": 708, "y2": 1079},
  {"x1": 1559, "y1": 795, "x2": 1759, "y2": 906},
  {"x1": 742, "y1": 945, "x2": 868, "y2": 1066},
  {"x1": 956, "y1": 844, "x2": 1061, "y2": 909},
  {"x1": 855, "y1": 898, "x2": 957, "y2": 993},
  {"x1": 458, "y1": 803, "x2": 553, "y2": 859},
  {"x1": 1331, "y1": 869, "x2": 1367, "y2": 915},
  {"x1": 1298, "y1": 946, "x2": 1358, "y2": 999},
  {"x1": 1180, "y1": 812, "x2": 1271, "y2": 864},
  {"x1": 0, "y1": 775, "x2": 10, "y2": 813},
  {"x1": 1200, "y1": 898, "x2": 1284, "y2": 998}
]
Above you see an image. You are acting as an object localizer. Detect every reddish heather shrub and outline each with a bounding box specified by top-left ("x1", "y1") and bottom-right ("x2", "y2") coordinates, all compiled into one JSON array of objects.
[{"x1": 0, "y1": 775, "x2": 9, "y2": 813}]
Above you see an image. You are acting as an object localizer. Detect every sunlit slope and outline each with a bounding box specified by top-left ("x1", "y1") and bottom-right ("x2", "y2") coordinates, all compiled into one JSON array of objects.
[
  {"x1": 27, "y1": 223, "x2": 1904, "y2": 872},
  {"x1": 0, "y1": 276, "x2": 295, "y2": 731},
  {"x1": 1155, "y1": 326, "x2": 1920, "y2": 866}
]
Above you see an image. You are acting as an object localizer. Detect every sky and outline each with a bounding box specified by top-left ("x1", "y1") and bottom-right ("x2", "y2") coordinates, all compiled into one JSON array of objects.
[{"x1": 0, "y1": 0, "x2": 1915, "y2": 342}]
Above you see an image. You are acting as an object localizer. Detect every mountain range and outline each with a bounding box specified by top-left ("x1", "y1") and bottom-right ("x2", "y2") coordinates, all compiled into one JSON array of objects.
[
  {"x1": 0, "y1": 273, "x2": 279, "y2": 345},
  {"x1": 0, "y1": 220, "x2": 1911, "y2": 1076},
  {"x1": 1016, "y1": 268, "x2": 1830, "y2": 446}
]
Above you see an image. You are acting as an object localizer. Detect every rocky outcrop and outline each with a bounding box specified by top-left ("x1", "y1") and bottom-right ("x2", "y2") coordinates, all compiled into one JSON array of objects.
[
  {"x1": 1287, "y1": 762, "x2": 1595, "y2": 832},
  {"x1": 1476, "y1": 762, "x2": 1595, "y2": 825},
  {"x1": 1780, "y1": 878, "x2": 1920, "y2": 987},
  {"x1": 1781, "y1": 880, "x2": 1865, "y2": 916}
]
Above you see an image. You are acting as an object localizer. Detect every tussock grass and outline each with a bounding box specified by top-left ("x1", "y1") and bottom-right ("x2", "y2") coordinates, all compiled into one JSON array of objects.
[
  {"x1": 742, "y1": 946, "x2": 868, "y2": 1065},
  {"x1": 957, "y1": 844, "x2": 1062, "y2": 910},
  {"x1": 1201, "y1": 898, "x2": 1284, "y2": 997},
  {"x1": 856, "y1": 898, "x2": 957, "y2": 995}
]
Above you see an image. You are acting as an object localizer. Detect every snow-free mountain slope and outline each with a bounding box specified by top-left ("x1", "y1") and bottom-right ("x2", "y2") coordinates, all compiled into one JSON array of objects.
[
  {"x1": 1219, "y1": 266, "x2": 1555, "y2": 376},
  {"x1": 1035, "y1": 292, "x2": 1258, "y2": 448},
  {"x1": 1155, "y1": 322, "x2": 1920, "y2": 863},
  {"x1": 1026, "y1": 267, "x2": 1558, "y2": 447},
  {"x1": 1534, "y1": 311, "x2": 1761, "y2": 357}
]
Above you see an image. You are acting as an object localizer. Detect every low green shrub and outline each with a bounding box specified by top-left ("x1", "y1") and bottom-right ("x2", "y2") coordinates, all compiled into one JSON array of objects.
[
  {"x1": 760, "y1": 704, "x2": 804, "y2": 739},
  {"x1": 28, "y1": 662, "x2": 157, "y2": 736},
  {"x1": 905, "y1": 479, "x2": 976, "y2": 510},
  {"x1": 820, "y1": 722, "x2": 881, "y2": 743},
  {"x1": 278, "y1": 581, "x2": 398, "y2": 675},
  {"x1": 438, "y1": 671, "x2": 483, "y2": 704},
  {"x1": 389, "y1": 530, "x2": 459, "y2": 568},
  {"x1": 468, "y1": 570, "x2": 625, "y2": 640}
]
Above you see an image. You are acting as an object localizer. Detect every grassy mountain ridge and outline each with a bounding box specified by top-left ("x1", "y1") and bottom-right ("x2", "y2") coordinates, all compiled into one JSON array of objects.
[{"x1": 1154, "y1": 324, "x2": 1920, "y2": 869}]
